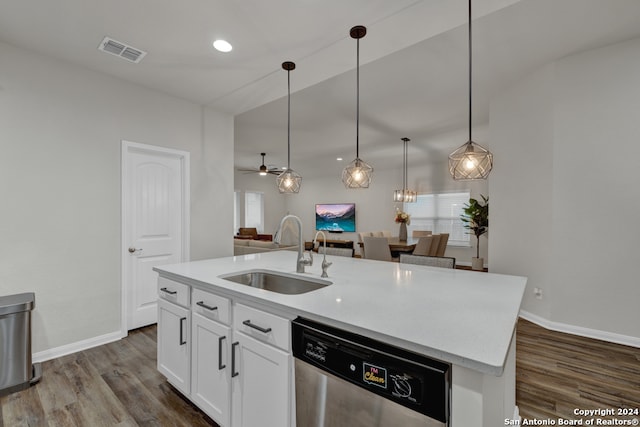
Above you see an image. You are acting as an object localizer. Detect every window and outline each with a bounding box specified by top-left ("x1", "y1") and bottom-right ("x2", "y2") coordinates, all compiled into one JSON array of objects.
[
  {"x1": 405, "y1": 191, "x2": 471, "y2": 246},
  {"x1": 244, "y1": 191, "x2": 264, "y2": 233}
]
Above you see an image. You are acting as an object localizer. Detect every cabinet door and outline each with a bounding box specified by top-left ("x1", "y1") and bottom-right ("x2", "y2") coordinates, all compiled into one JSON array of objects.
[
  {"x1": 191, "y1": 313, "x2": 231, "y2": 427},
  {"x1": 157, "y1": 298, "x2": 190, "y2": 395},
  {"x1": 231, "y1": 332, "x2": 291, "y2": 427}
]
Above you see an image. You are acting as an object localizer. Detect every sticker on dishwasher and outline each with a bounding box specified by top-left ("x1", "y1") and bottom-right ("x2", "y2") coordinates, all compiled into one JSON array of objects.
[{"x1": 363, "y1": 363, "x2": 387, "y2": 388}]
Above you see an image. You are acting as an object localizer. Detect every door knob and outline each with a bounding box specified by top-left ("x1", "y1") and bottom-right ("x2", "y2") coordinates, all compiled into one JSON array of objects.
[{"x1": 128, "y1": 247, "x2": 142, "y2": 253}]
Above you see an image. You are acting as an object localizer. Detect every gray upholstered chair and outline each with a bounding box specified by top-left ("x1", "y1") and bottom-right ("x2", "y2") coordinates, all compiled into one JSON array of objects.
[
  {"x1": 399, "y1": 254, "x2": 456, "y2": 269},
  {"x1": 362, "y1": 236, "x2": 392, "y2": 262},
  {"x1": 323, "y1": 247, "x2": 354, "y2": 257}
]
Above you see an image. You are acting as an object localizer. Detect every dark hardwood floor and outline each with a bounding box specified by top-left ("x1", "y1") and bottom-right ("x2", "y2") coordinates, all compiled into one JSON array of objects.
[
  {"x1": 0, "y1": 326, "x2": 217, "y2": 427},
  {"x1": 517, "y1": 318, "x2": 640, "y2": 421},
  {"x1": 2, "y1": 319, "x2": 639, "y2": 426}
]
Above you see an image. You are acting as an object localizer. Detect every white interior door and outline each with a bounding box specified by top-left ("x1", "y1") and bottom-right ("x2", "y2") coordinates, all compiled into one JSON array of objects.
[{"x1": 122, "y1": 141, "x2": 190, "y2": 331}]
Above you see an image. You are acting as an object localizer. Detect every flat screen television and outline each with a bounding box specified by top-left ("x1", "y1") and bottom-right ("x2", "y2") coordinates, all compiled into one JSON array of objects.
[{"x1": 315, "y1": 203, "x2": 356, "y2": 233}]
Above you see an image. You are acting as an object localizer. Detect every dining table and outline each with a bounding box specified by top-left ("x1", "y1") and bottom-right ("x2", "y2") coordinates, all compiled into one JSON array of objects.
[
  {"x1": 386, "y1": 236, "x2": 418, "y2": 257},
  {"x1": 358, "y1": 236, "x2": 418, "y2": 258}
]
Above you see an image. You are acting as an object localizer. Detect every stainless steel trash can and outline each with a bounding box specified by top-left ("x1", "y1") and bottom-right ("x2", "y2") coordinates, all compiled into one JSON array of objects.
[{"x1": 0, "y1": 292, "x2": 42, "y2": 396}]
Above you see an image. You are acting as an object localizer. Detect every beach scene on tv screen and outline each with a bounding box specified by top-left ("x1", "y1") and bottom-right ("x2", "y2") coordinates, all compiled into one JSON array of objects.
[{"x1": 315, "y1": 204, "x2": 356, "y2": 232}]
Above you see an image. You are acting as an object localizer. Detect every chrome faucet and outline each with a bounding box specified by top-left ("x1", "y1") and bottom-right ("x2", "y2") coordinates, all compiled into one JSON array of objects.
[
  {"x1": 274, "y1": 214, "x2": 313, "y2": 273},
  {"x1": 313, "y1": 231, "x2": 332, "y2": 278}
]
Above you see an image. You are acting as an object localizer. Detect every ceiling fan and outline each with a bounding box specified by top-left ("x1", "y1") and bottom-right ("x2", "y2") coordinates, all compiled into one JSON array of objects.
[{"x1": 237, "y1": 153, "x2": 281, "y2": 176}]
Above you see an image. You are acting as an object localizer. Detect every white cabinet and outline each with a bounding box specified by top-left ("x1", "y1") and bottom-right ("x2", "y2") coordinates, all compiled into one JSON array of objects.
[
  {"x1": 231, "y1": 331, "x2": 291, "y2": 427},
  {"x1": 157, "y1": 298, "x2": 190, "y2": 395},
  {"x1": 230, "y1": 302, "x2": 292, "y2": 427},
  {"x1": 156, "y1": 279, "x2": 292, "y2": 427},
  {"x1": 192, "y1": 312, "x2": 231, "y2": 426}
]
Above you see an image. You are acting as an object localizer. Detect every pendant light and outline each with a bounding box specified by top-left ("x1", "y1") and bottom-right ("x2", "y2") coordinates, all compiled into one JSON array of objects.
[
  {"x1": 342, "y1": 25, "x2": 373, "y2": 189},
  {"x1": 393, "y1": 137, "x2": 417, "y2": 203},
  {"x1": 276, "y1": 61, "x2": 302, "y2": 193},
  {"x1": 448, "y1": 0, "x2": 493, "y2": 180}
]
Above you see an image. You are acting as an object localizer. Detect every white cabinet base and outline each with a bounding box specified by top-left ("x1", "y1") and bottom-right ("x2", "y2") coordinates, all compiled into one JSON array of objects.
[
  {"x1": 191, "y1": 312, "x2": 231, "y2": 426},
  {"x1": 157, "y1": 298, "x2": 190, "y2": 395},
  {"x1": 231, "y1": 332, "x2": 291, "y2": 427}
]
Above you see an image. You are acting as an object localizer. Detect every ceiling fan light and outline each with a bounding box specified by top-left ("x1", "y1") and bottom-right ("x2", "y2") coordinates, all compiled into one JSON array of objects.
[
  {"x1": 448, "y1": 141, "x2": 493, "y2": 180},
  {"x1": 276, "y1": 168, "x2": 302, "y2": 193},
  {"x1": 342, "y1": 157, "x2": 373, "y2": 189}
]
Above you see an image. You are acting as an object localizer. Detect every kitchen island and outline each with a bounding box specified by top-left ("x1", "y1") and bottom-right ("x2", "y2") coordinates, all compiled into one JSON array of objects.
[{"x1": 154, "y1": 250, "x2": 526, "y2": 427}]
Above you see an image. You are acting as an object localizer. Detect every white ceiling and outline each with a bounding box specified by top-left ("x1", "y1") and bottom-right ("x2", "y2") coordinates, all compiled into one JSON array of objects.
[
  {"x1": 235, "y1": 0, "x2": 640, "y2": 177},
  {"x1": 2, "y1": 0, "x2": 640, "y2": 177}
]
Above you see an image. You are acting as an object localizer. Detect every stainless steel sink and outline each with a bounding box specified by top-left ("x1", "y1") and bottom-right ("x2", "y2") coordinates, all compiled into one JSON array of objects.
[{"x1": 219, "y1": 269, "x2": 331, "y2": 294}]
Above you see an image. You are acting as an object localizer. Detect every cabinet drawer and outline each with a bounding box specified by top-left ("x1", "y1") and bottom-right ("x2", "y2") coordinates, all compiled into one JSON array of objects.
[
  {"x1": 192, "y1": 288, "x2": 231, "y2": 325},
  {"x1": 158, "y1": 277, "x2": 190, "y2": 308},
  {"x1": 234, "y1": 303, "x2": 290, "y2": 351}
]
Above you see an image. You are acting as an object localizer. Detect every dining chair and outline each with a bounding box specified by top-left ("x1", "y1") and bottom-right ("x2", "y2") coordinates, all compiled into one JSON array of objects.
[
  {"x1": 427, "y1": 234, "x2": 442, "y2": 256},
  {"x1": 362, "y1": 236, "x2": 393, "y2": 261},
  {"x1": 412, "y1": 236, "x2": 434, "y2": 256},
  {"x1": 357, "y1": 232, "x2": 373, "y2": 257},
  {"x1": 435, "y1": 233, "x2": 449, "y2": 257},
  {"x1": 381, "y1": 230, "x2": 392, "y2": 237},
  {"x1": 399, "y1": 254, "x2": 456, "y2": 269},
  {"x1": 323, "y1": 247, "x2": 354, "y2": 257},
  {"x1": 412, "y1": 230, "x2": 432, "y2": 237}
]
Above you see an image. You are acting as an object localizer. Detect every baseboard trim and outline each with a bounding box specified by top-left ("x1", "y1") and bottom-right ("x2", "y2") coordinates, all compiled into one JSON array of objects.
[
  {"x1": 33, "y1": 330, "x2": 125, "y2": 363},
  {"x1": 519, "y1": 310, "x2": 640, "y2": 349}
]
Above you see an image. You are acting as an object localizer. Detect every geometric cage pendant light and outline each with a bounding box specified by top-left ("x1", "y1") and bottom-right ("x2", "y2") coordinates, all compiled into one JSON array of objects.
[
  {"x1": 448, "y1": 0, "x2": 493, "y2": 180},
  {"x1": 277, "y1": 61, "x2": 302, "y2": 193},
  {"x1": 393, "y1": 137, "x2": 417, "y2": 203},
  {"x1": 342, "y1": 25, "x2": 374, "y2": 189}
]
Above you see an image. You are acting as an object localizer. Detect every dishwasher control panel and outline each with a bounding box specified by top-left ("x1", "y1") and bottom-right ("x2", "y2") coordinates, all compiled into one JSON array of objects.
[{"x1": 292, "y1": 317, "x2": 450, "y2": 423}]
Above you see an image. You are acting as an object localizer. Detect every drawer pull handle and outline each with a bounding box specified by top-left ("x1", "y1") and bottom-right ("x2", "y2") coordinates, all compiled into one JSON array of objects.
[
  {"x1": 231, "y1": 342, "x2": 239, "y2": 378},
  {"x1": 179, "y1": 317, "x2": 187, "y2": 345},
  {"x1": 196, "y1": 301, "x2": 218, "y2": 311},
  {"x1": 242, "y1": 319, "x2": 272, "y2": 334},
  {"x1": 218, "y1": 336, "x2": 226, "y2": 370},
  {"x1": 160, "y1": 287, "x2": 177, "y2": 295}
]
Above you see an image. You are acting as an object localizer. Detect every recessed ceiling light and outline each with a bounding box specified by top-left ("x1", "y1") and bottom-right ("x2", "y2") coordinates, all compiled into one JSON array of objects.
[
  {"x1": 336, "y1": 157, "x2": 343, "y2": 161},
  {"x1": 213, "y1": 39, "x2": 232, "y2": 53}
]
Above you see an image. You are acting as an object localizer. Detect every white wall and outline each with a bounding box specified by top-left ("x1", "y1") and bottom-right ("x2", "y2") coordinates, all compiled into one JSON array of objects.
[
  {"x1": 0, "y1": 41, "x2": 234, "y2": 354},
  {"x1": 490, "y1": 37, "x2": 640, "y2": 340},
  {"x1": 488, "y1": 64, "x2": 556, "y2": 318}
]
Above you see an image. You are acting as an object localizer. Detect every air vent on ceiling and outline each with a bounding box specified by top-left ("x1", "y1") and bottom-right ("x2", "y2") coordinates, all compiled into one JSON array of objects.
[{"x1": 98, "y1": 36, "x2": 147, "y2": 63}]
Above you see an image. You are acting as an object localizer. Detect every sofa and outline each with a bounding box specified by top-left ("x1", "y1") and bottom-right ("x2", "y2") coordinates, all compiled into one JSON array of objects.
[
  {"x1": 233, "y1": 239, "x2": 298, "y2": 256},
  {"x1": 235, "y1": 227, "x2": 273, "y2": 241}
]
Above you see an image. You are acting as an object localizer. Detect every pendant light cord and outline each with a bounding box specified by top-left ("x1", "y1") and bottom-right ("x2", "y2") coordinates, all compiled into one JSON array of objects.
[
  {"x1": 356, "y1": 37, "x2": 360, "y2": 158},
  {"x1": 468, "y1": 0, "x2": 473, "y2": 143},
  {"x1": 287, "y1": 68, "x2": 291, "y2": 169},
  {"x1": 403, "y1": 139, "x2": 407, "y2": 191}
]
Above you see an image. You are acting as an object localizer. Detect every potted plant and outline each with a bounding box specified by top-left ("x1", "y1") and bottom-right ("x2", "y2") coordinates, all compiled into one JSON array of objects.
[{"x1": 460, "y1": 195, "x2": 488, "y2": 270}]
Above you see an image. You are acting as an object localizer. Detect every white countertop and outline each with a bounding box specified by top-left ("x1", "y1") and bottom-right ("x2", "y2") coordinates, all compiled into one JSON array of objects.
[{"x1": 154, "y1": 251, "x2": 526, "y2": 376}]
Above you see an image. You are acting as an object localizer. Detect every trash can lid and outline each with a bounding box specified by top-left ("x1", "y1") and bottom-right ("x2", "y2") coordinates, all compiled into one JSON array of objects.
[{"x1": 0, "y1": 292, "x2": 35, "y2": 316}]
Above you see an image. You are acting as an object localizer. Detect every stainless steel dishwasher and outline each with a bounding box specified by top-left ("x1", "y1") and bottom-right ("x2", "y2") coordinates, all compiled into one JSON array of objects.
[{"x1": 292, "y1": 317, "x2": 450, "y2": 427}]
